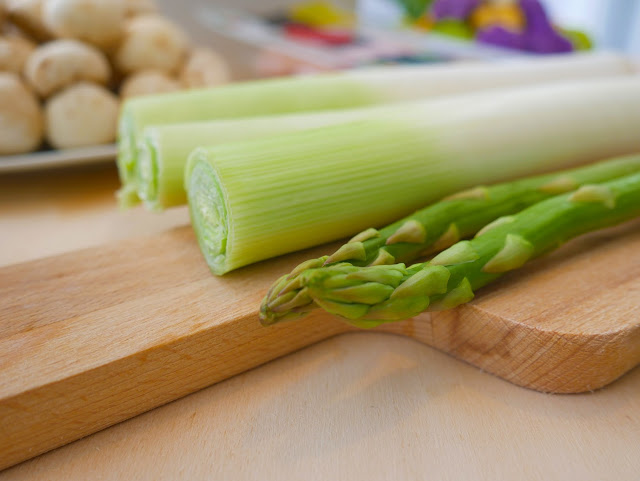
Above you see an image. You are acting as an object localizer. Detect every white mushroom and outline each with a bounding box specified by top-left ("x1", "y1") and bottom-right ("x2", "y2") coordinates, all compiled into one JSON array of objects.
[
  {"x1": 0, "y1": 34, "x2": 36, "y2": 74},
  {"x1": 0, "y1": 72, "x2": 43, "y2": 154},
  {"x1": 179, "y1": 47, "x2": 231, "y2": 89},
  {"x1": 114, "y1": 15, "x2": 189, "y2": 75},
  {"x1": 120, "y1": 69, "x2": 180, "y2": 98},
  {"x1": 124, "y1": 0, "x2": 156, "y2": 17},
  {"x1": 6, "y1": 0, "x2": 52, "y2": 41},
  {"x1": 45, "y1": 82, "x2": 119, "y2": 149},
  {"x1": 43, "y1": 0, "x2": 126, "y2": 49},
  {"x1": 24, "y1": 39, "x2": 111, "y2": 97}
]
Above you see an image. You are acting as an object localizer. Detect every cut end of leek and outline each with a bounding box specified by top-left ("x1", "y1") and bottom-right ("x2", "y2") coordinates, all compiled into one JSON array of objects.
[
  {"x1": 116, "y1": 183, "x2": 141, "y2": 210},
  {"x1": 116, "y1": 105, "x2": 141, "y2": 207},
  {"x1": 187, "y1": 151, "x2": 230, "y2": 275},
  {"x1": 137, "y1": 136, "x2": 159, "y2": 210},
  {"x1": 116, "y1": 107, "x2": 135, "y2": 178}
]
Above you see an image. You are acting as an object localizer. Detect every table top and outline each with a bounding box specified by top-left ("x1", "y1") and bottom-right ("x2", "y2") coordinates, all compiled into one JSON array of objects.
[{"x1": 1, "y1": 164, "x2": 639, "y2": 480}]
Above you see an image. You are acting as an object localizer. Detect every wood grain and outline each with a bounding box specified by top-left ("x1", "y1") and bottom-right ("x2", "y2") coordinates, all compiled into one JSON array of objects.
[
  {"x1": 2, "y1": 333, "x2": 639, "y2": 481},
  {"x1": 1, "y1": 219, "x2": 639, "y2": 471},
  {"x1": 382, "y1": 219, "x2": 640, "y2": 393}
]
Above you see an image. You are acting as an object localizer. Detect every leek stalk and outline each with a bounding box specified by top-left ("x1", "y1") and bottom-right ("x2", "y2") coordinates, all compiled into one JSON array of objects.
[
  {"x1": 119, "y1": 52, "x2": 635, "y2": 207},
  {"x1": 185, "y1": 77, "x2": 640, "y2": 275},
  {"x1": 138, "y1": 110, "x2": 362, "y2": 209}
]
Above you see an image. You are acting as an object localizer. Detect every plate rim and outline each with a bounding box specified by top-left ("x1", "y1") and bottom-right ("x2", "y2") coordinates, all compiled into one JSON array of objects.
[{"x1": 0, "y1": 144, "x2": 117, "y2": 174}]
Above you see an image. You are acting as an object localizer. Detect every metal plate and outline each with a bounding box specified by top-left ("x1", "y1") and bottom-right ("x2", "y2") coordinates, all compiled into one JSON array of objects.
[{"x1": 0, "y1": 145, "x2": 117, "y2": 174}]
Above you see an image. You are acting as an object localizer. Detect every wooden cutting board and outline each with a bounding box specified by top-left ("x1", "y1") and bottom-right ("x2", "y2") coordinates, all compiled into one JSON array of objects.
[{"x1": 1, "y1": 219, "x2": 639, "y2": 470}]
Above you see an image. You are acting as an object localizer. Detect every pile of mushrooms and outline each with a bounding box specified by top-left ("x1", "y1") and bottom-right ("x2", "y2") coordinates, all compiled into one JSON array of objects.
[{"x1": 0, "y1": 0, "x2": 230, "y2": 155}]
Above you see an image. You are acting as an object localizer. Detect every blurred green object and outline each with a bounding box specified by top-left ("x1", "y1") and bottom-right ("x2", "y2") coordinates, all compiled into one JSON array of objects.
[
  {"x1": 559, "y1": 28, "x2": 593, "y2": 51},
  {"x1": 289, "y1": 1, "x2": 355, "y2": 27},
  {"x1": 431, "y1": 19, "x2": 474, "y2": 39},
  {"x1": 395, "y1": 0, "x2": 434, "y2": 20}
]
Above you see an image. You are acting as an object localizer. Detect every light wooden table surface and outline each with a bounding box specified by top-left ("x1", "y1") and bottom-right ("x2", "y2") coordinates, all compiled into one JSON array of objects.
[{"x1": 1, "y1": 164, "x2": 639, "y2": 480}]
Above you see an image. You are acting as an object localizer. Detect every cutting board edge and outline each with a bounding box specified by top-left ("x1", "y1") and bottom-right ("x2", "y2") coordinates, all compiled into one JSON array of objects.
[
  {"x1": 0, "y1": 309, "x2": 349, "y2": 471},
  {"x1": 377, "y1": 303, "x2": 640, "y2": 393},
  {"x1": 1, "y1": 313, "x2": 637, "y2": 471},
  {"x1": 443, "y1": 304, "x2": 640, "y2": 393}
]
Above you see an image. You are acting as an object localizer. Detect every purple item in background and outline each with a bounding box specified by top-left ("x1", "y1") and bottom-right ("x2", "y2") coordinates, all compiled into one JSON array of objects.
[
  {"x1": 520, "y1": 0, "x2": 573, "y2": 53},
  {"x1": 431, "y1": 0, "x2": 479, "y2": 21},
  {"x1": 475, "y1": 0, "x2": 573, "y2": 53},
  {"x1": 476, "y1": 26, "x2": 526, "y2": 50}
]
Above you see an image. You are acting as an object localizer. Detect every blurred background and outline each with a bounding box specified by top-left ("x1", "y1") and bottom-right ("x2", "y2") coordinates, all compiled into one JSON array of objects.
[
  {"x1": 160, "y1": 0, "x2": 640, "y2": 79},
  {"x1": 2, "y1": 0, "x2": 639, "y2": 161},
  {"x1": 2, "y1": 0, "x2": 639, "y2": 160}
]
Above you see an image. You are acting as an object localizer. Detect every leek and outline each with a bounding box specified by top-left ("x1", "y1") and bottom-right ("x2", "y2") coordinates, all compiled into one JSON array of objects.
[
  {"x1": 118, "y1": 52, "x2": 635, "y2": 207},
  {"x1": 138, "y1": 110, "x2": 362, "y2": 209},
  {"x1": 185, "y1": 77, "x2": 640, "y2": 275}
]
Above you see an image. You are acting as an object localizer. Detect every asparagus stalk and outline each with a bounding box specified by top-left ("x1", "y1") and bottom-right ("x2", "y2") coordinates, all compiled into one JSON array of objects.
[
  {"x1": 261, "y1": 155, "x2": 640, "y2": 323},
  {"x1": 118, "y1": 52, "x2": 635, "y2": 207},
  {"x1": 261, "y1": 171, "x2": 640, "y2": 328}
]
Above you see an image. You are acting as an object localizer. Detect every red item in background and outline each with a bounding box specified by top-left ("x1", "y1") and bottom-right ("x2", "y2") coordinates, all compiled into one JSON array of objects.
[{"x1": 283, "y1": 23, "x2": 354, "y2": 46}]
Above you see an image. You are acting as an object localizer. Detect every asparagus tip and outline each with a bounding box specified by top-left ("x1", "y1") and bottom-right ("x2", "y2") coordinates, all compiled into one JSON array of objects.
[
  {"x1": 390, "y1": 265, "x2": 450, "y2": 300},
  {"x1": 431, "y1": 241, "x2": 479, "y2": 266},
  {"x1": 349, "y1": 228, "x2": 380, "y2": 243},
  {"x1": 428, "y1": 277, "x2": 474, "y2": 311},
  {"x1": 482, "y1": 234, "x2": 534, "y2": 273},
  {"x1": 323, "y1": 282, "x2": 395, "y2": 304},
  {"x1": 569, "y1": 185, "x2": 616, "y2": 209},
  {"x1": 475, "y1": 215, "x2": 516, "y2": 238},
  {"x1": 325, "y1": 242, "x2": 367, "y2": 265},
  {"x1": 289, "y1": 256, "x2": 328, "y2": 278},
  {"x1": 538, "y1": 175, "x2": 579, "y2": 194},
  {"x1": 386, "y1": 220, "x2": 426, "y2": 245},
  {"x1": 421, "y1": 223, "x2": 460, "y2": 256},
  {"x1": 443, "y1": 186, "x2": 490, "y2": 201},
  {"x1": 368, "y1": 249, "x2": 395, "y2": 266}
]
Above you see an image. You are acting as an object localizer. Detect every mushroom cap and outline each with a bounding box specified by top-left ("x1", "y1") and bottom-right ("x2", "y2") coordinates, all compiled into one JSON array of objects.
[
  {"x1": 6, "y1": 0, "x2": 53, "y2": 41},
  {"x1": 114, "y1": 15, "x2": 189, "y2": 75},
  {"x1": 43, "y1": 0, "x2": 126, "y2": 49},
  {"x1": 0, "y1": 72, "x2": 44, "y2": 154},
  {"x1": 0, "y1": 35, "x2": 36, "y2": 74},
  {"x1": 24, "y1": 39, "x2": 111, "y2": 97},
  {"x1": 124, "y1": 0, "x2": 156, "y2": 17},
  {"x1": 120, "y1": 69, "x2": 180, "y2": 98},
  {"x1": 45, "y1": 82, "x2": 119, "y2": 149},
  {"x1": 180, "y1": 47, "x2": 231, "y2": 89}
]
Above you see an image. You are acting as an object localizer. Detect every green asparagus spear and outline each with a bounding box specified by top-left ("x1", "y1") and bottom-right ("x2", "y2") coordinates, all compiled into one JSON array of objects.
[
  {"x1": 261, "y1": 170, "x2": 640, "y2": 328},
  {"x1": 260, "y1": 155, "x2": 640, "y2": 325}
]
